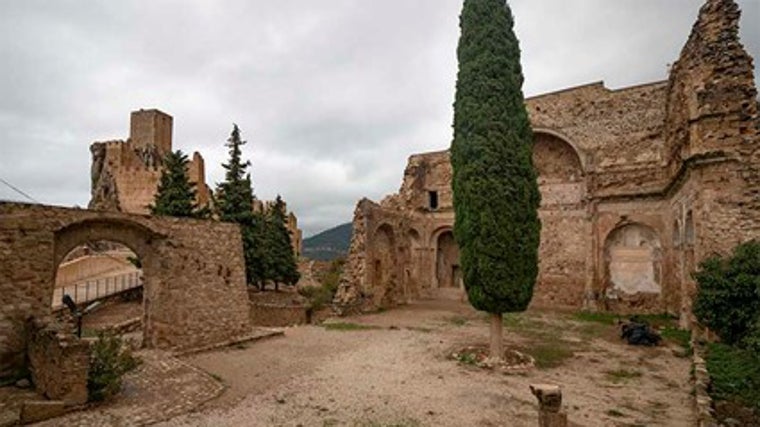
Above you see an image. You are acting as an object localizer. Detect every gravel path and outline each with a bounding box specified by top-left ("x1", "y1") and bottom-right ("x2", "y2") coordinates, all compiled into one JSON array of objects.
[{"x1": 159, "y1": 299, "x2": 695, "y2": 427}]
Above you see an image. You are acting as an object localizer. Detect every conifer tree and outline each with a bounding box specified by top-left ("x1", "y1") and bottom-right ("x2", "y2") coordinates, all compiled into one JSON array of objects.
[
  {"x1": 215, "y1": 124, "x2": 258, "y2": 285},
  {"x1": 216, "y1": 124, "x2": 254, "y2": 224},
  {"x1": 150, "y1": 150, "x2": 207, "y2": 218},
  {"x1": 266, "y1": 195, "x2": 300, "y2": 291},
  {"x1": 450, "y1": 0, "x2": 541, "y2": 359}
]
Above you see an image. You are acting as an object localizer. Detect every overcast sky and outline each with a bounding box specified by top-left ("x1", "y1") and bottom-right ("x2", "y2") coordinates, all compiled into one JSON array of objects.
[{"x1": 1, "y1": 1, "x2": 758, "y2": 236}]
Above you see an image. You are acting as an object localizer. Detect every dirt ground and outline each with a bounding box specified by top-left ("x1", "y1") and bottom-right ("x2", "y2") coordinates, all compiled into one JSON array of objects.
[{"x1": 158, "y1": 298, "x2": 695, "y2": 427}]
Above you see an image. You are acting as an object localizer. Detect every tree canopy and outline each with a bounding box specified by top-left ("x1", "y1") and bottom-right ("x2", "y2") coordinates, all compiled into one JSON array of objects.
[{"x1": 451, "y1": 0, "x2": 541, "y2": 314}]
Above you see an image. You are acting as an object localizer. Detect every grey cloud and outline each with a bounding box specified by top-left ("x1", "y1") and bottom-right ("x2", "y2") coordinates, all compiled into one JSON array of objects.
[{"x1": 1, "y1": 0, "x2": 758, "y2": 235}]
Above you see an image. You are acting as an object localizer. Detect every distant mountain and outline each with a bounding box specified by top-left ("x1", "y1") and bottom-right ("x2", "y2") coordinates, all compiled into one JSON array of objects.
[{"x1": 303, "y1": 222, "x2": 352, "y2": 261}]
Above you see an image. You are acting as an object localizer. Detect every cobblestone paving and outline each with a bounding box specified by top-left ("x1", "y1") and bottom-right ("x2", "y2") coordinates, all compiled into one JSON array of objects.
[{"x1": 35, "y1": 350, "x2": 224, "y2": 427}]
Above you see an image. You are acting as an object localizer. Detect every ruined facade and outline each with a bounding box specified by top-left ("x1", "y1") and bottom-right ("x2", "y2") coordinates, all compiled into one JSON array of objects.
[
  {"x1": 89, "y1": 109, "x2": 303, "y2": 255},
  {"x1": 336, "y1": 0, "x2": 760, "y2": 323},
  {"x1": 0, "y1": 202, "x2": 252, "y2": 378}
]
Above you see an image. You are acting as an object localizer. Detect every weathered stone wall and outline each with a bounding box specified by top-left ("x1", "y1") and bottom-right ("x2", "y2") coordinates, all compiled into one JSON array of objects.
[
  {"x1": 27, "y1": 318, "x2": 89, "y2": 405},
  {"x1": 336, "y1": 0, "x2": 759, "y2": 319},
  {"x1": 0, "y1": 202, "x2": 252, "y2": 377}
]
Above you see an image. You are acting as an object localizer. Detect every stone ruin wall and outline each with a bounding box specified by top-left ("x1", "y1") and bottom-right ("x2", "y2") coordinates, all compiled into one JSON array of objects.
[
  {"x1": 89, "y1": 109, "x2": 211, "y2": 215},
  {"x1": 336, "y1": 0, "x2": 760, "y2": 320},
  {"x1": 0, "y1": 202, "x2": 252, "y2": 378}
]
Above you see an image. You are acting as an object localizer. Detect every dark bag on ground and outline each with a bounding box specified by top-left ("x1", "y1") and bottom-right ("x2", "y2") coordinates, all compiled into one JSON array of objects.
[{"x1": 620, "y1": 320, "x2": 661, "y2": 346}]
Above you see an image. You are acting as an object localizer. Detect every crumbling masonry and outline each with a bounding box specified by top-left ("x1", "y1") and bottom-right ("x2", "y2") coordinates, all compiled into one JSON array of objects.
[{"x1": 335, "y1": 0, "x2": 760, "y2": 324}]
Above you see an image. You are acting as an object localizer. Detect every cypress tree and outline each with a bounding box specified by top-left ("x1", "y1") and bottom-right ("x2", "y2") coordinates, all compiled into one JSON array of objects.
[
  {"x1": 267, "y1": 195, "x2": 301, "y2": 291},
  {"x1": 450, "y1": 0, "x2": 541, "y2": 359},
  {"x1": 215, "y1": 124, "x2": 258, "y2": 285},
  {"x1": 150, "y1": 150, "x2": 207, "y2": 218}
]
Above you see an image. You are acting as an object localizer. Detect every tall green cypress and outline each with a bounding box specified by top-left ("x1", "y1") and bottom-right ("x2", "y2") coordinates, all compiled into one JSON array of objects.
[
  {"x1": 450, "y1": 0, "x2": 541, "y2": 359},
  {"x1": 150, "y1": 150, "x2": 206, "y2": 218},
  {"x1": 215, "y1": 124, "x2": 257, "y2": 285}
]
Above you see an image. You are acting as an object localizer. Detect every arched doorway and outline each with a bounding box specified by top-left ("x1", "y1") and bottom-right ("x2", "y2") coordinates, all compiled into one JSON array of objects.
[
  {"x1": 436, "y1": 230, "x2": 461, "y2": 289},
  {"x1": 54, "y1": 218, "x2": 163, "y2": 347},
  {"x1": 54, "y1": 240, "x2": 143, "y2": 338},
  {"x1": 604, "y1": 223, "x2": 663, "y2": 296}
]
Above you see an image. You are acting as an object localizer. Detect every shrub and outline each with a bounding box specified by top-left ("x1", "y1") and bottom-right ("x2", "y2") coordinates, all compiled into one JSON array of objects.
[
  {"x1": 706, "y1": 343, "x2": 760, "y2": 412},
  {"x1": 88, "y1": 332, "x2": 140, "y2": 402},
  {"x1": 693, "y1": 240, "x2": 760, "y2": 349}
]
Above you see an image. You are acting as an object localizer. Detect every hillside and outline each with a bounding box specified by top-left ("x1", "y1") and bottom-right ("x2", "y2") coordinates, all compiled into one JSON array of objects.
[{"x1": 303, "y1": 222, "x2": 352, "y2": 261}]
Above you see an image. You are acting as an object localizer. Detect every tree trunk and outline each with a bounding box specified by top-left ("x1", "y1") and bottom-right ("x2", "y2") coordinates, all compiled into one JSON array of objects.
[{"x1": 490, "y1": 312, "x2": 503, "y2": 360}]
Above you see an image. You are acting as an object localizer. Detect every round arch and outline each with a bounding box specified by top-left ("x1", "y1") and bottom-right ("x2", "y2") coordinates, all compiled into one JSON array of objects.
[
  {"x1": 54, "y1": 218, "x2": 164, "y2": 268},
  {"x1": 603, "y1": 222, "x2": 663, "y2": 295},
  {"x1": 532, "y1": 128, "x2": 588, "y2": 172}
]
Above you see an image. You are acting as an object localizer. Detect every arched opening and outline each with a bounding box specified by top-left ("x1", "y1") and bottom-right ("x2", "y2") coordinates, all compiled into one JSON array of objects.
[
  {"x1": 604, "y1": 223, "x2": 663, "y2": 295},
  {"x1": 436, "y1": 230, "x2": 461, "y2": 289},
  {"x1": 672, "y1": 219, "x2": 682, "y2": 248},
  {"x1": 684, "y1": 211, "x2": 695, "y2": 246},
  {"x1": 54, "y1": 218, "x2": 163, "y2": 347},
  {"x1": 532, "y1": 132, "x2": 585, "y2": 207},
  {"x1": 371, "y1": 224, "x2": 397, "y2": 303},
  {"x1": 54, "y1": 241, "x2": 143, "y2": 339}
]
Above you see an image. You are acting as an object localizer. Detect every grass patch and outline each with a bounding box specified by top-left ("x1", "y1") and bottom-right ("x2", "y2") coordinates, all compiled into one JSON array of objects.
[
  {"x1": 661, "y1": 327, "x2": 691, "y2": 351},
  {"x1": 605, "y1": 369, "x2": 643, "y2": 383},
  {"x1": 706, "y1": 343, "x2": 760, "y2": 412},
  {"x1": 323, "y1": 322, "x2": 379, "y2": 331},
  {"x1": 573, "y1": 312, "x2": 676, "y2": 328},
  {"x1": 525, "y1": 343, "x2": 575, "y2": 369}
]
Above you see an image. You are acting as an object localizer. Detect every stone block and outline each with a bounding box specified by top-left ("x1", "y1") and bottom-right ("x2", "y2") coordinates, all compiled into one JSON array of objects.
[{"x1": 19, "y1": 400, "x2": 65, "y2": 424}]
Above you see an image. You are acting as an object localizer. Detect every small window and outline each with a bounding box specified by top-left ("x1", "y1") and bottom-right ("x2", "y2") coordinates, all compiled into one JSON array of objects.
[{"x1": 428, "y1": 191, "x2": 439, "y2": 210}]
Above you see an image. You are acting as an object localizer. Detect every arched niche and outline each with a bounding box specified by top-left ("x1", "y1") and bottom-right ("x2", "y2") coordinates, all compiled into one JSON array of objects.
[
  {"x1": 532, "y1": 131, "x2": 586, "y2": 207},
  {"x1": 435, "y1": 229, "x2": 461, "y2": 289},
  {"x1": 684, "y1": 211, "x2": 695, "y2": 246},
  {"x1": 604, "y1": 223, "x2": 663, "y2": 295}
]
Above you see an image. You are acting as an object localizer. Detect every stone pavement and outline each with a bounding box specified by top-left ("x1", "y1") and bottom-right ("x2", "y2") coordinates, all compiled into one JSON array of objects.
[{"x1": 34, "y1": 350, "x2": 223, "y2": 427}]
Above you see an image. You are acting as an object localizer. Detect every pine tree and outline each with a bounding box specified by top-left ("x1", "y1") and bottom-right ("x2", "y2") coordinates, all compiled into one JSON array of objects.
[
  {"x1": 150, "y1": 150, "x2": 207, "y2": 218},
  {"x1": 450, "y1": 0, "x2": 541, "y2": 360},
  {"x1": 266, "y1": 195, "x2": 300, "y2": 291},
  {"x1": 215, "y1": 124, "x2": 258, "y2": 285}
]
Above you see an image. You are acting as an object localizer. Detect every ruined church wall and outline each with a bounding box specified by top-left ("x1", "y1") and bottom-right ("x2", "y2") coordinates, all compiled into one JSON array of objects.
[{"x1": 527, "y1": 82, "x2": 669, "y2": 197}]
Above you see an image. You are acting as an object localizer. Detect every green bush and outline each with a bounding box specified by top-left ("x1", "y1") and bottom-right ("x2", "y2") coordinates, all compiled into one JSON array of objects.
[
  {"x1": 706, "y1": 343, "x2": 760, "y2": 412},
  {"x1": 88, "y1": 332, "x2": 140, "y2": 402},
  {"x1": 693, "y1": 240, "x2": 760, "y2": 349}
]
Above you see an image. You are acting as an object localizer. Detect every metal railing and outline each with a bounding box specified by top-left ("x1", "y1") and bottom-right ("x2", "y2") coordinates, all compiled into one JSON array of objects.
[{"x1": 52, "y1": 270, "x2": 142, "y2": 308}]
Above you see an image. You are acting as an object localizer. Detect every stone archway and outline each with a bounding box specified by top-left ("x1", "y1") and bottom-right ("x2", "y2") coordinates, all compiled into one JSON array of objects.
[
  {"x1": 0, "y1": 202, "x2": 252, "y2": 378},
  {"x1": 435, "y1": 230, "x2": 460, "y2": 289},
  {"x1": 54, "y1": 218, "x2": 164, "y2": 347},
  {"x1": 604, "y1": 223, "x2": 663, "y2": 296}
]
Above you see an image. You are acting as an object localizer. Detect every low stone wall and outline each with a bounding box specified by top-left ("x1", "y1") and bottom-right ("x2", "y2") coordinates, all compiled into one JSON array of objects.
[
  {"x1": 27, "y1": 318, "x2": 89, "y2": 405},
  {"x1": 249, "y1": 303, "x2": 308, "y2": 327}
]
